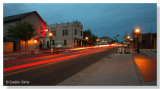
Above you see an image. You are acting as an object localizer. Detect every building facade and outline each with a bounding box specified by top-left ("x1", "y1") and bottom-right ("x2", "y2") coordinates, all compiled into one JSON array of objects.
[
  {"x1": 45, "y1": 21, "x2": 83, "y2": 48},
  {"x1": 97, "y1": 36, "x2": 111, "y2": 45},
  {"x1": 3, "y1": 11, "x2": 47, "y2": 52},
  {"x1": 138, "y1": 33, "x2": 157, "y2": 49}
]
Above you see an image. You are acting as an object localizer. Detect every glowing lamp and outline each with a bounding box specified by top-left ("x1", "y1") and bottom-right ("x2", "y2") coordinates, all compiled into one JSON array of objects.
[
  {"x1": 85, "y1": 37, "x2": 88, "y2": 40},
  {"x1": 127, "y1": 36, "x2": 130, "y2": 39},
  {"x1": 135, "y1": 28, "x2": 140, "y2": 33},
  {"x1": 96, "y1": 39, "x2": 99, "y2": 42},
  {"x1": 49, "y1": 32, "x2": 53, "y2": 37},
  {"x1": 45, "y1": 29, "x2": 49, "y2": 32},
  {"x1": 34, "y1": 40, "x2": 37, "y2": 43}
]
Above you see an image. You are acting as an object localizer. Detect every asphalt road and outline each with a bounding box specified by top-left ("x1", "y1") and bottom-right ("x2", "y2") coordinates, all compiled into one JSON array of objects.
[{"x1": 3, "y1": 46, "x2": 117, "y2": 86}]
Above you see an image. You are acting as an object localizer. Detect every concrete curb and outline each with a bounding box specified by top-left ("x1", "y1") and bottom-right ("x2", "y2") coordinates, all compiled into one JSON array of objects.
[{"x1": 130, "y1": 54, "x2": 146, "y2": 86}]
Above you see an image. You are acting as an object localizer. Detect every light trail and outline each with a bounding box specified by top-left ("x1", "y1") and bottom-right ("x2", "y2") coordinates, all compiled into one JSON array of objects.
[
  {"x1": 4, "y1": 47, "x2": 109, "y2": 72},
  {"x1": 4, "y1": 47, "x2": 105, "y2": 64}
]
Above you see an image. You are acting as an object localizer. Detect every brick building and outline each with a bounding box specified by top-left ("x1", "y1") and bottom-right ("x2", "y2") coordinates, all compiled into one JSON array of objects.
[{"x1": 135, "y1": 33, "x2": 157, "y2": 49}]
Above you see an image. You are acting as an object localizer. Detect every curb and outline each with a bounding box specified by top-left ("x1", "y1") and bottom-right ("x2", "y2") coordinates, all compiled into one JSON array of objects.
[{"x1": 131, "y1": 53, "x2": 146, "y2": 86}]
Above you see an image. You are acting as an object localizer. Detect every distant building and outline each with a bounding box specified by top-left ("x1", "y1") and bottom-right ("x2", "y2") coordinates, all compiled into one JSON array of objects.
[
  {"x1": 97, "y1": 36, "x2": 111, "y2": 45},
  {"x1": 138, "y1": 33, "x2": 157, "y2": 49},
  {"x1": 3, "y1": 11, "x2": 47, "y2": 52},
  {"x1": 45, "y1": 21, "x2": 83, "y2": 48}
]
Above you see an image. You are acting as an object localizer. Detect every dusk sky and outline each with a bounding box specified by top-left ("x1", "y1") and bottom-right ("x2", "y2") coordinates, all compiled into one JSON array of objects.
[{"x1": 3, "y1": 3, "x2": 157, "y2": 42}]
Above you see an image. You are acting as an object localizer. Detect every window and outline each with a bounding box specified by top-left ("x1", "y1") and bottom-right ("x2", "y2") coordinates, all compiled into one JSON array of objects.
[
  {"x1": 75, "y1": 29, "x2": 77, "y2": 35},
  {"x1": 81, "y1": 31, "x2": 82, "y2": 36},
  {"x1": 63, "y1": 30, "x2": 68, "y2": 36},
  {"x1": 53, "y1": 31, "x2": 56, "y2": 36},
  {"x1": 52, "y1": 40, "x2": 55, "y2": 45},
  {"x1": 40, "y1": 27, "x2": 43, "y2": 33},
  {"x1": 64, "y1": 40, "x2": 67, "y2": 45},
  {"x1": 47, "y1": 41, "x2": 49, "y2": 48},
  {"x1": 142, "y1": 40, "x2": 146, "y2": 45}
]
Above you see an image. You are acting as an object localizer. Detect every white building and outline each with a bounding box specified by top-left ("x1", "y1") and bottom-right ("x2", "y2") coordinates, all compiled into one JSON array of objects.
[
  {"x1": 98, "y1": 36, "x2": 111, "y2": 45},
  {"x1": 45, "y1": 21, "x2": 83, "y2": 48}
]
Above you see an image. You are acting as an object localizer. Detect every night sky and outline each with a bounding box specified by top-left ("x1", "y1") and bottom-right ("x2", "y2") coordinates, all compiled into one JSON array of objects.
[{"x1": 3, "y1": 3, "x2": 157, "y2": 42}]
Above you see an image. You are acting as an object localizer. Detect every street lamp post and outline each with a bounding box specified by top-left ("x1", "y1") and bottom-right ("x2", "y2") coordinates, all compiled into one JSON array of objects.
[
  {"x1": 49, "y1": 32, "x2": 53, "y2": 52},
  {"x1": 135, "y1": 28, "x2": 140, "y2": 53},
  {"x1": 117, "y1": 35, "x2": 119, "y2": 46},
  {"x1": 85, "y1": 37, "x2": 89, "y2": 46}
]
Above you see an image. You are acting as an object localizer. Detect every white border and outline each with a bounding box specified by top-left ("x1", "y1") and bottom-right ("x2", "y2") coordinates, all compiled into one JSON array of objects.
[{"x1": 1, "y1": 0, "x2": 160, "y2": 89}]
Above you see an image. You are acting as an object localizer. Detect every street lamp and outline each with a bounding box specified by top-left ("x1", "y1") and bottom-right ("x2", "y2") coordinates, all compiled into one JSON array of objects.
[
  {"x1": 96, "y1": 39, "x2": 99, "y2": 42},
  {"x1": 135, "y1": 28, "x2": 140, "y2": 53},
  {"x1": 127, "y1": 36, "x2": 130, "y2": 39},
  {"x1": 85, "y1": 37, "x2": 88, "y2": 40},
  {"x1": 117, "y1": 35, "x2": 119, "y2": 46},
  {"x1": 85, "y1": 37, "x2": 89, "y2": 46},
  {"x1": 49, "y1": 32, "x2": 53, "y2": 52}
]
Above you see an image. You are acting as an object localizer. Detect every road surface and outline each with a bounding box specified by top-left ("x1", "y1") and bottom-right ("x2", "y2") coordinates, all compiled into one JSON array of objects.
[{"x1": 3, "y1": 46, "x2": 117, "y2": 86}]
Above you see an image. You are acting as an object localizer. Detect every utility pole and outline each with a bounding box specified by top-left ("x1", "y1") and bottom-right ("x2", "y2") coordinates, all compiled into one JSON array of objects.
[{"x1": 151, "y1": 29, "x2": 152, "y2": 51}]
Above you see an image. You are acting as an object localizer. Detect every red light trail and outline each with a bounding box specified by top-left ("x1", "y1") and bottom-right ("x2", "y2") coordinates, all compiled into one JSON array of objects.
[
  {"x1": 4, "y1": 47, "x2": 105, "y2": 64},
  {"x1": 4, "y1": 47, "x2": 110, "y2": 72}
]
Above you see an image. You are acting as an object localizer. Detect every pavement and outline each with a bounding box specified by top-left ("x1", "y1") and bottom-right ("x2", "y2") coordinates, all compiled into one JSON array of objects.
[
  {"x1": 132, "y1": 51, "x2": 157, "y2": 85},
  {"x1": 57, "y1": 49, "x2": 157, "y2": 86},
  {"x1": 140, "y1": 49, "x2": 157, "y2": 59},
  {"x1": 57, "y1": 54, "x2": 145, "y2": 86}
]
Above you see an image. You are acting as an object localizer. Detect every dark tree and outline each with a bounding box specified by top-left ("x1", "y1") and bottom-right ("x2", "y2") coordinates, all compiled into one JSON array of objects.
[
  {"x1": 83, "y1": 29, "x2": 98, "y2": 46},
  {"x1": 7, "y1": 22, "x2": 37, "y2": 51}
]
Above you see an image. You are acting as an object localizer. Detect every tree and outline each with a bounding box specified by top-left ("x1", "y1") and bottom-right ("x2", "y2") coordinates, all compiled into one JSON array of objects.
[
  {"x1": 7, "y1": 22, "x2": 37, "y2": 51},
  {"x1": 90, "y1": 33, "x2": 98, "y2": 45},
  {"x1": 83, "y1": 29, "x2": 98, "y2": 46},
  {"x1": 83, "y1": 29, "x2": 91, "y2": 39}
]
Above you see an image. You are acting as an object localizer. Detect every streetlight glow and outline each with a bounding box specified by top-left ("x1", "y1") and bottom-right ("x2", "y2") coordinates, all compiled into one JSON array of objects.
[
  {"x1": 85, "y1": 37, "x2": 88, "y2": 40},
  {"x1": 127, "y1": 36, "x2": 130, "y2": 39},
  {"x1": 135, "y1": 28, "x2": 140, "y2": 33},
  {"x1": 135, "y1": 28, "x2": 141, "y2": 53},
  {"x1": 96, "y1": 39, "x2": 99, "y2": 42},
  {"x1": 34, "y1": 39, "x2": 37, "y2": 43},
  {"x1": 49, "y1": 32, "x2": 53, "y2": 36}
]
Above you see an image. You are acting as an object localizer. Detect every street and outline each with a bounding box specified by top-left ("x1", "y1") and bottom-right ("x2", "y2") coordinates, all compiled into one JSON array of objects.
[{"x1": 4, "y1": 46, "x2": 117, "y2": 85}]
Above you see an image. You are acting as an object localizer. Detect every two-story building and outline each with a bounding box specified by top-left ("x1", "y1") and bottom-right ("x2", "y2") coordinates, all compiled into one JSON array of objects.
[
  {"x1": 3, "y1": 11, "x2": 47, "y2": 52},
  {"x1": 45, "y1": 21, "x2": 83, "y2": 48}
]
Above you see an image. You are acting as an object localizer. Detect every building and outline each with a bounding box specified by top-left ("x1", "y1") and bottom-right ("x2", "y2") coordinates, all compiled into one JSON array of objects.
[
  {"x1": 97, "y1": 36, "x2": 111, "y2": 45},
  {"x1": 45, "y1": 21, "x2": 83, "y2": 48},
  {"x1": 138, "y1": 33, "x2": 157, "y2": 49},
  {"x1": 3, "y1": 11, "x2": 47, "y2": 52}
]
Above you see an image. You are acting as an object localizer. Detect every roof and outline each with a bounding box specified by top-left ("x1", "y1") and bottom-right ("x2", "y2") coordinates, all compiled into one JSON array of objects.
[{"x1": 4, "y1": 11, "x2": 47, "y2": 25}]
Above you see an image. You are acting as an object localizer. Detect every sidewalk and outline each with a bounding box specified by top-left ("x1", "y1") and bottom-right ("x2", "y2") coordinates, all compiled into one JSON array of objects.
[
  {"x1": 140, "y1": 49, "x2": 157, "y2": 59},
  {"x1": 57, "y1": 54, "x2": 144, "y2": 86},
  {"x1": 132, "y1": 51, "x2": 157, "y2": 85}
]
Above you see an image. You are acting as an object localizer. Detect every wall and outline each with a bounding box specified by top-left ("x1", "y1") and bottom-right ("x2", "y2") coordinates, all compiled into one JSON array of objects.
[
  {"x1": 45, "y1": 21, "x2": 83, "y2": 48},
  {"x1": 138, "y1": 33, "x2": 157, "y2": 49},
  {"x1": 3, "y1": 42, "x2": 13, "y2": 53},
  {"x1": 3, "y1": 21, "x2": 20, "y2": 39},
  {"x1": 21, "y1": 13, "x2": 47, "y2": 38}
]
